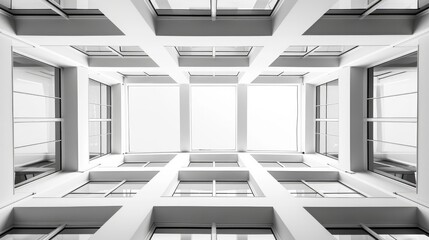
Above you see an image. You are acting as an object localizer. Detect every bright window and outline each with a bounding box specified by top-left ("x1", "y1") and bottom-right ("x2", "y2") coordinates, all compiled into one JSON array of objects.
[
  {"x1": 247, "y1": 85, "x2": 299, "y2": 151},
  {"x1": 191, "y1": 86, "x2": 236, "y2": 150},
  {"x1": 128, "y1": 86, "x2": 181, "y2": 152}
]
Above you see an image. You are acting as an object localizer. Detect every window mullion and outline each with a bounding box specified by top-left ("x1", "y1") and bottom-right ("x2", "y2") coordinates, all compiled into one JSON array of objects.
[
  {"x1": 41, "y1": 224, "x2": 66, "y2": 240},
  {"x1": 213, "y1": 180, "x2": 216, "y2": 197},
  {"x1": 104, "y1": 180, "x2": 126, "y2": 197}
]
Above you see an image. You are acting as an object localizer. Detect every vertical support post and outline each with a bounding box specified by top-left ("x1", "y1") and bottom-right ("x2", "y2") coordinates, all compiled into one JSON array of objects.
[
  {"x1": 180, "y1": 84, "x2": 190, "y2": 152},
  {"x1": 303, "y1": 83, "x2": 315, "y2": 153},
  {"x1": 0, "y1": 35, "x2": 14, "y2": 201},
  {"x1": 418, "y1": 35, "x2": 429, "y2": 199},
  {"x1": 237, "y1": 84, "x2": 248, "y2": 152},
  {"x1": 111, "y1": 83, "x2": 124, "y2": 154},
  {"x1": 62, "y1": 67, "x2": 89, "y2": 171},
  {"x1": 339, "y1": 67, "x2": 366, "y2": 171}
]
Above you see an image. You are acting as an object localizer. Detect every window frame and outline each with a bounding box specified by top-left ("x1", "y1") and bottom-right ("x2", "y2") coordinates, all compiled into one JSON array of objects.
[
  {"x1": 173, "y1": 180, "x2": 255, "y2": 197},
  {"x1": 280, "y1": 180, "x2": 366, "y2": 198},
  {"x1": 64, "y1": 180, "x2": 148, "y2": 198},
  {"x1": 12, "y1": 52, "x2": 62, "y2": 188}
]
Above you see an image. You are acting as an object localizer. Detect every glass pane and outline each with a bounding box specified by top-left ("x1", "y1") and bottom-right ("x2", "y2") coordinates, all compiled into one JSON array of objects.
[
  {"x1": 331, "y1": 0, "x2": 418, "y2": 9},
  {"x1": 145, "y1": 162, "x2": 168, "y2": 167},
  {"x1": 64, "y1": 193, "x2": 105, "y2": 198},
  {"x1": 112, "y1": 182, "x2": 146, "y2": 194},
  {"x1": 50, "y1": 228, "x2": 98, "y2": 240},
  {"x1": 72, "y1": 182, "x2": 119, "y2": 194},
  {"x1": 191, "y1": 86, "x2": 236, "y2": 150},
  {"x1": 327, "y1": 135, "x2": 339, "y2": 158},
  {"x1": 324, "y1": 193, "x2": 364, "y2": 198},
  {"x1": 215, "y1": 162, "x2": 239, "y2": 167},
  {"x1": 150, "y1": 0, "x2": 210, "y2": 10},
  {"x1": 316, "y1": 134, "x2": 326, "y2": 154},
  {"x1": 280, "y1": 182, "x2": 316, "y2": 193},
  {"x1": 216, "y1": 182, "x2": 252, "y2": 194},
  {"x1": 89, "y1": 135, "x2": 101, "y2": 159},
  {"x1": 128, "y1": 86, "x2": 181, "y2": 152},
  {"x1": 326, "y1": 80, "x2": 339, "y2": 104},
  {"x1": 13, "y1": 59, "x2": 56, "y2": 98},
  {"x1": 89, "y1": 121, "x2": 101, "y2": 136},
  {"x1": 318, "y1": 84, "x2": 327, "y2": 106},
  {"x1": 101, "y1": 134, "x2": 110, "y2": 154},
  {"x1": 175, "y1": 182, "x2": 213, "y2": 194},
  {"x1": 369, "y1": 122, "x2": 417, "y2": 147},
  {"x1": 106, "y1": 193, "x2": 135, "y2": 198},
  {"x1": 101, "y1": 106, "x2": 111, "y2": 119},
  {"x1": 327, "y1": 104, "x2": 339, "y2": 119},
  {"x1": 89, "y1": 104, "x2": 101, "y2": 119},
  {"x1": 316, "y1": 121, "x2": 326, "y2": 134},
  {"x1": 101, "y1": 84, "x2": 108, "y2": 106},
  {"x1": 305, "y1": 182, "x2": 355, "y2": 193},
  {"x1": 369, "y1": 93, "x2": 417, "y2": 118},
  {"x1": 372, "y1": 71, "x2": 417, "y2": 99},
  {"x1": 328, "y1": 228, "x2": 376, "y2": 240},
  {"x1": 101, "y1": 121, "x2": 111, "y2": 135},
  {"x1": 150, "y1": 228, "x2": 211, "y2": 240},
  {"x1": 260, "y1": 162, "x2": 282, "y2": 168},
  {"x1": 14, "y1": 141, "x2": 60, "y2": 185},
  {"x1": 247, "y1": 85, "x2": 298, "y2": 151},
  {"x1": 217, "y1": 229, "x2": 276, "y2": 240},
  {"x1": 88, "y1": 79, "x2": 101, "y2": 104},
  {"x1": 291, "y1": 193, "x2": 323, "y2": 198},
  {"x1": 316, "y1": 106, "x2": 326, "y2": 119},
  {"x1": 188, "y1": 162, "x2": 213, "y2": 167},
  {"x1": 216, "y1": 193, "x2": 254, "y2": 197},
  {"x1": 280, "y1": 162, "x2": 309, "y2": 168},
  {"x1": 120, "y1": 162, "x2": 147, "y2": 167},
  {"x1": 14, "y1": 122, "x2": 58, "y2": 148},
  {"x1": 217, "y1": 0, "x2": 278, "y2": 10},
  {"x1": 0, "y1": 228, "x2": 55, "y2": 240},
  {"x1": 13, "y1": 93, "x2": 57, "y2": 118},
  {"x1": 327, "y1": 122, "x2": 339, "y2": 136},
  {"x1": 374, "y1": 228, "x2": 429, "y2": 240},
  {"x1": 173, "y1": 193, "x2": 213, "y2": 197}
]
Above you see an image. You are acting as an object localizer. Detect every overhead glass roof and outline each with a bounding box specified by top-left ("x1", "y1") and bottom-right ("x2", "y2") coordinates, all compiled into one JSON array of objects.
[
  {"x1": 148, "y1": 0, "x2": 279, "y2": 16},
  {"x1": 0, "y1": 0, "x2": 102, "y2": 15},
  {"x1": 189, "y1": 71, "x2": 239, "y2": 76},
  {"x1": 281, "y1": 46, "x2": 357, "y2": 57},
  {"x1": 73, "y1": 46, "x2": 147, "y2": 57},
  {"x1": 176, "y1": 47, "x2": 253, "y2": 57},
  {"x1": 327, "y1": 0, "x2": 429, "y2": 15}
]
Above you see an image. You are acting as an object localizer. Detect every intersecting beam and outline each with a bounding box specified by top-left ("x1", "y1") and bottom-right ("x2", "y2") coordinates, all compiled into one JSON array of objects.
[
  {"x1": 93, "y1": 0, "x2": 189, "y2": 83},
  {"x1": 239, "y1": 0, "x2": 338, "y2": 83}
]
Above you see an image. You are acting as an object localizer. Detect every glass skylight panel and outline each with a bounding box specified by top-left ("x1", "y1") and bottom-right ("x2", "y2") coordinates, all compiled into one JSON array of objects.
[
  {"x1": 328, "y1": 228, "x2": 429, "y2": 240},
  {"x1": 330, "y1": 0, "x2": 418, "y2": 9},
  {"x1": 145, "y1": 162, "x2": 168, "y2": 167},
  {"x1": 281, "y1": 181, "x2": 363, "y2": 198},
  {"x1": 247, "y1": 85, "x2": 298, "y2": 151},
  {"x1": 73, "y1": 182, "x2": 120, "y2": 194},
  {"x1": 282, "y1": 46, "x2": 356, "y2": 57},
  {"x1": 191, "y1": 86, "x2": 236, "y2": 150},
  {"x1": 215, "y1": 162, "x2": 239, "y2": 167},
  {"x1": 328, "y1": 228, "x2": 376, "y2": 240},
  {"x1": 188, "y1": 162, "x2": 213, "y2": 167},
  {"x1": 128, "y1": 86, "x2": 181, "y2": 152},
  {"x1": 177, "y1": 46, "x2": 252, "y2": 56},
  {"x1": 73, "y1": 46, "x2": 116, "y2": 56},
  {"x1": 149, "y1": 0, "x2": 211, "y2": 15},
  {"x1": 175, "y1": 182, "x2": 213, "y2": 194},
  {"x1": 0, "y1": 228, "x2": 55, "y2": 240},
  {"x1": 216, "y1": 182, "x2": 252, "y2": 194},
  {"x1": 120, "y1": 162, "x2": 148, "y2": 168},
  {"x1": 151, "y1": 228, "x2": 212, "y2": 240},
  {"x1": 217, "y1": 229, "x2": 276, "y2": 240}
]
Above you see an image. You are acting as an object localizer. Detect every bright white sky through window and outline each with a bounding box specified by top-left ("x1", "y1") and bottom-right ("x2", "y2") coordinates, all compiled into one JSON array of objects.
[
  {"x1": 128, "y1": 86, "x2": 180, "y2": 152},
  {"x1": 191, "y1": 85, "x2": 236, "y2": 150},
  {"x1": 247, "y1": 85, "x2": 298, "y2": 151}
]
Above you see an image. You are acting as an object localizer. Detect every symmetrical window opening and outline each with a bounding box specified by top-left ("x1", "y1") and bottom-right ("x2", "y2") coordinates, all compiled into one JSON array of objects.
[
  {"x1": 188, "y1": 161, "x2": 240, "y2": 167},
  {"x1": 329, "y1": 226, "x2": 429, "y2": 240},
  {"x1": 280, "y1": 181, "x2": 365, "y2": 198},
  {"x1": 173, "y1": 181, "x2": 254, "y2": 197},
  {"x1": 316, "y1": 80, "x2": 339, "y2": 159},
  {"x1": 13, "y1": 53, "x2": 62, "y2": 186},
  {"x1": 89, "y1": 79, "x2": 112, "y2": 160},
  {"x1": 150, "y1": 227, "x2": 276, "y2": 240},
  {"x1": 65, "y1": 181, "x2": 147, "y2": 198},
  {"x1": 367, "y1": 52, "x2": 417, "y2": 186},
  {"x1": 119, "y1": 161, "x2": 169, "y2": 168},
  {"x1": 259, "y1": 162, "x2": 309, "y2": 168},
  {"x1": 0, "y1": 226, "x2": 99, "y2": 240}
]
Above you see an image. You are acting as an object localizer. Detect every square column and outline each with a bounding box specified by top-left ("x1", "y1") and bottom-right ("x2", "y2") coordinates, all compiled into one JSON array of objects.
[
  {"x1": 0, "y1": 35, "x2": 14, "y2": 202},
  {"x1": 111, "y1": 83, "x2": 125, "y2": 154},
  {"x1": 303, "y1": 83, "x2": 316, "y2": 153},
  {"x1": 180, "y1": 84, "x2": 190, "y2": 152},
  {"x1": 339, "y1": 67, "x2": 366, "y2": 171},
  {"x1": 237, "y1": 84, "x2": 248, "y2": 152},
  {"x1": 62, "y1": 67, "x2": 89, "y2": 171}
]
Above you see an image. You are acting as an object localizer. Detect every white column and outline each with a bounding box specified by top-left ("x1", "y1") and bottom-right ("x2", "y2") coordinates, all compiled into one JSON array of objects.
[
  {"x1": 180, "y1": 84, "x2": 190, "y2": 152},
  {"x1": 0, "y1": 35, "x2": 14, "y2": 202},
  {"x1": 339, "y1": 67, "x2": 366, "y2": 172},
  {"x1": 111, "y1": 83, "x2": 125, "y2": 154},
  {"x1": 62, "y1": 67, "x2": 89, "y2": 171},
  {"x1": 303, "y1": 83, "x2": 315, "y2": 153},
  {"x1": 237, "y1": 84, "x2": 248, "y2": 152},
  {"x1": 418, "y1": 35, "x2": 429, "y2": 199}
]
